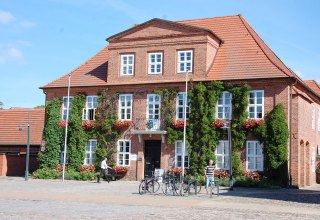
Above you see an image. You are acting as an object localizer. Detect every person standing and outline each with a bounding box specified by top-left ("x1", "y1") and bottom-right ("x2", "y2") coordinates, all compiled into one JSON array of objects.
[
  {"x1": 100, "y1": 157, "x2": 112, "y2": 180},
  {"x1": 205, "y1": 160, "x2": 215, "y2": 194}
]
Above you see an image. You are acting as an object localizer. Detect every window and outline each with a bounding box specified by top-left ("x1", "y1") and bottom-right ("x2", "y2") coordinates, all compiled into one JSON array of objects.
[
  {"x1": 147, "y1": 94, "x2": 161, "y2": 130},
  {"x1": 119, "y1": 94, "x2": 132, "y2": 120},
  {"x1": 120, "y1": 54, "x2": 134, "y2": 75},
  {"x1": 176, "y1": 92, "x2": 190, "y2": 120},
  {"x1": 216, "y1": 141, "x2": 229, "y2": 170},
  {"x1": 60, "y1": 151, "x2": 68, "y2": 164},
  {"x1": 175, "y1": 140, "x2": 189, "y2": 168},
  {"x1": 311, "y1": 146, "x2": 316, "y2": 173},
  {"x1": 85, "y1": 139, "x2": 97, "y2": 165},
  {"x1": 217, "y1": 92, "x2": 232, "y2": 119},
  {"x1": 117, "y1": 140, "x2": 131, "y2": 166},
  {"x1": 83, "y1": 96, "x2": 98, "y2": 120},
  {"x1": 248, "y1": 91, "x2": 264, "y2": 119},
  {"x1": 148, "y1": 52, "x2": 162, "y2": 74},
  {"x1": 62, "y1": 96, "x2": 73, "y2": 121},
  {"x1": 246, "y1": 141, "x2": 263, "y2": 171},
  {"x1": 177, "y1": 50, "x2": 193, "y2": 73},
  {"x1": 318, "y1": 108, "x2": 320, "y2": 131},
  {"x1": 312, "y1": 105, "x2": 315, "y2": 130}
]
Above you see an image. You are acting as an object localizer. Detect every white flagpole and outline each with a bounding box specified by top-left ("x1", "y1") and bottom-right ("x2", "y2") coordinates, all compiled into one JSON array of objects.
[
  {"x1": 62, "y1": 74, "x2": 71, "y2": 182},
  {"x1": 181, "y1": 70, "x2": 189, "y2": 178}
]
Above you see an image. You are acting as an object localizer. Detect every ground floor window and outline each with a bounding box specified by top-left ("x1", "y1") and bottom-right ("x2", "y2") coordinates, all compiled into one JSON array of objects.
[
  {"x1": 175, "y1": 140, "x2": 189, "y2": 168},
  {"x1": 246, "y1": 141, "x2": 263, "y2": 171},
  {"x1": 117, "y1": 140, "x2": 131, "y2": 166},
  {"x1": 85, "y1": 139, "x2": 97, "y2": 164},
  {"x1": 216, "y1": 140, "x2": 229, "y2": 170}
]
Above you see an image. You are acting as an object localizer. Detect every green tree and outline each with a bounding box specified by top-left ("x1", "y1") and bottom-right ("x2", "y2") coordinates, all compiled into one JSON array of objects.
[
  {"x1": 34, "y1": 105, "x2": 45, "y2": 109},
  {"x1": 68, "y1": 94, "x2": 87, "y2": 170},
  {"x1": 38, "y1": 98, "x2": 63, "y2": 168},
  {"x1": 0, "y1": 101, "x2": 3, "y2": 109},
  {"x1": 264, "y1": 104, "x2": 289, "y2": 185}
]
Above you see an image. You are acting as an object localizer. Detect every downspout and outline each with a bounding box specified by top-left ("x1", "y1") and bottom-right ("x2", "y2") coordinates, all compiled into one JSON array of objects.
[{"x1": 289, "y1": 78, "x2": 298, "y2": 187}]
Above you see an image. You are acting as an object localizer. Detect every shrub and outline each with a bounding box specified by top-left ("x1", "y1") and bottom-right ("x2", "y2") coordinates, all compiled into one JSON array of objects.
[
  {"x1": 32, "y1": 168, "x2": 60, "y2": 179},
  {"x1": 63, "y1": 170, "x2": 96, "y2": 181}
]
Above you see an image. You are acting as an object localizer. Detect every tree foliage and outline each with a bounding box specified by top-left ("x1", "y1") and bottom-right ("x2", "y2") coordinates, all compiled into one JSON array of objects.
[
  {"x1": 68, "y1": 94, "x2": 87, "y2": 170},
  {"x1": 38, "y1": 98, "x2": 63, "y2": 168}
]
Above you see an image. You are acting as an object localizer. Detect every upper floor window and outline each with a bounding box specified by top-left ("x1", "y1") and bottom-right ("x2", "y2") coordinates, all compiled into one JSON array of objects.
[
  {"x1": 83, "y1": 96, "x2": 98, "y2": 120},
  {"x1": 117, "y1": 140, "x2": 131, "y2": 166},
  {"x1": 246, "y1": 141, "x2": 263, "y2": 171},
  {"x1": 217, "y1": 92, "x2": 232, "y2": 119},
  {"x1": 312, "y1": 105, "x2": 315, "y2": 130},
  {"x1": 119, "y1": 94, "x2": 132, "y2": 120},
  {"x1": 147, "y1": 94, "x2": 161, "y2": 130},
  {"x1": 175, "y1": 140, "x2": 189, "y2": 168},
  {"x1": 120, "y1": 54, "x2": 134, "y2": 75},
  {"x1": 62, "y1": 96, "x2": 73, "y2": 121},
  {"x1": 177, "y1": 50, "x2": 193, "y2": 73},
  {"x1": 85, "y1": 139, "x2": 97, "y2": 165},
  {"x1": 176, "y1": 92, "x2": 190, "y2": 120},
  {"x1": 216, "y1": 141, "x2": 229, "y2": 170},
  {"x1": 248, "y1": 90, "x2": 264, "y2": 119},
  {"x1": 148, "y1": 52, "x2": 162, "y2": 74}
]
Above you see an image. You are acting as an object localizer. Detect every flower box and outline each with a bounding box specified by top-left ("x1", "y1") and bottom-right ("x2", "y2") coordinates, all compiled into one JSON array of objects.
[
  {"x1": 112, "y1": 166, "x2": 128, "y2": 175},
  {"x1": 172, "y1": 119, "x2": 188, "y2": 130},
  {"x1": 80, "y1": 164, "x2": 95, "y2": 172},
  {"x1": 82, "y1": 120, "x2": 94, "y2": 130},
  {"x1": 58, "y1": 121, "x2": 67, "y2": 128},
  {"x1": 212, "y1": 119, "x2": 226, "y2": 129},
  {"x1": 114, "y1": 120, "x2": 132, "y2": 129},
  {"x1": 243, "y1": 119, "x2": 264, "y2": 130}
]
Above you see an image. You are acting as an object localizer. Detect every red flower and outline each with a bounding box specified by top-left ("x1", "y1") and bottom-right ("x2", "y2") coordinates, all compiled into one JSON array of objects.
[
  {"x1": 114, "y1": 120, "x2": 132, "y2": 129},
  {"x1": 80, "y1": 164, "x2": 95, "y2": 173},
  {"x1": 243, "y1": 119, "x2": 264, "y2": 130},
  {"x1": 212, "y1": 119, "x2": 226, "y2": 129},
  {"x1": 214, "y1": 169, "x2": 230, "y2": 179},
  {"x1": 112, "y1": 166, "x2": 128, "y2": 174},
  {"x1": 56, "y1": 164, "x2": 68, "y2": 172},
  {"x1": 243, "y1": 171, "x2": 262, "y2": 180},
  {"x1": 172, "y1": 167, "x2": 187, "y2": 175},
  {"x1": 172, "y1": 120, "x2": 188, "y2": 130},
  {"x1": 58, "y1": 121, "x2": 67, "y2": 128},
  {"x1": 82, "y1": 120, "x2": 94, "y2": 130}
]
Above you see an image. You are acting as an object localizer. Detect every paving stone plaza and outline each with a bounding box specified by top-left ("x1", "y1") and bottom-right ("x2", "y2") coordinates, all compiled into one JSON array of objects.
[{"x1": 0, "y1": 177, "x2": 319, "y2": 219}]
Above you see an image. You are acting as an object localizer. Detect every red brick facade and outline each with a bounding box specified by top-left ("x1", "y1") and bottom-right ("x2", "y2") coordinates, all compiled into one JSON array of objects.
[{"x1": 42, "y1": 16, "x2": 320, "y2": 187}]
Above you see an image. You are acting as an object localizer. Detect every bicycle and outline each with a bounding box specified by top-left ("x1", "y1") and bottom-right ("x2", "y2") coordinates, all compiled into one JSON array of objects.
[
  {"x1": 180, "y1": 177, "x2": 202, "y2": 196},
  {"x1": 162, "y1": 172, "x2": 181, "y2": 196},
  {"x1": 138, "y1": 172, "x2": 160, "y2": 195}
]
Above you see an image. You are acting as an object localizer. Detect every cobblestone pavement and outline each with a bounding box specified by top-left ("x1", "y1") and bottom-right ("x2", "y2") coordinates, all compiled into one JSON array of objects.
[{"x1": 0, "y1": 177, "x2": 319, "y2": 219}]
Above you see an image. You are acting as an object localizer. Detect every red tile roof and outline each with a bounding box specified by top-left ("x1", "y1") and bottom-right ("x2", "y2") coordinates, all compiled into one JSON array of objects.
[
  {"x1": 41, "y1": 15, "x2": 318, "y2": 99},
  {"x1": 0, "y1": 108, "x2": 45, "y2": 145},
  {"x1": 304, "y1": 80, "x2": 320, "y2": 96}
]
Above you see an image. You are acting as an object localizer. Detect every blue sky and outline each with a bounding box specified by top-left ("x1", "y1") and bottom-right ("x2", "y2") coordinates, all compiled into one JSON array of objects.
[{"x1": 1, "y1": 0, "x2": 319, "y2": 108}]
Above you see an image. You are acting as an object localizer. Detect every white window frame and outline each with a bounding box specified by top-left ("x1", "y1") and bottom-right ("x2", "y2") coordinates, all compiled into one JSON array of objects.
[
  {"x1": 82, "y1": 96, "x2": 98, "y2": 120},
  {"x1": 216, "y1": 141, "x2": 229, "y2": 170},
  {"x1": 312, "y1": 105, "x2": 315, "y2": 130},
  {"x1": 176, "y1": 92, "x2": 190, "y2": 120},
  {"x1": 248, "y1": 90, "x2": 264, "y2": 119},
  {"x1": 175, "y1": 140, "x2": 189, "y2": 168},
  {"x1": 148, "y1": 52, "x2": 163, "y2": 74},
  {"x1": 84, "y1": 139, "x2": 97, "y2": 165},
  {"x1": 216, "y1": 91, "x2": 232, "y2": 119},
  {"x1": 120, "y1": 54, "x2": 134, "y2": 75},
  {"x1": 118, "y1": 94, "x2": 133, "y2": 120},
  {"x1": 117, "y1": 140, "x2": 131, "y2": 166},
  {"x1": 177, "y1": 50, "x2": 193, "y2": 73},
  {"x1": 246, "y1": 141, "x2": 264, "y2": 171},
  {"x1": 62, "y1": 96, "x2": 73, "y2": 121},
  {"x1": 146, "y1": 94, "x2": 161, "y2": 130}
]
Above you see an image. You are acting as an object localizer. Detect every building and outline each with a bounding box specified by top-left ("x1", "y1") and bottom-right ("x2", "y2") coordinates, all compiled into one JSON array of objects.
[
  {"x1": 0, "y1": 108, "x2": 45, "y2": 176},
  {"x1": 41, "y1": 15, "x2": 320, "y2": 187}
]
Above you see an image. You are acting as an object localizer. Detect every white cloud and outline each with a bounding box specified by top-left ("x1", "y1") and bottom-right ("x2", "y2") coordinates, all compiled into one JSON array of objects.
[
  {"x1": 0, "y1": 47, "x2": 23, "y2": 64},
  {"x1": 19, "y1": 20, "x2": 36, "y2": 28},
  {"x1": 0, "y1": 11, "x2": 15, "y2": 24}
]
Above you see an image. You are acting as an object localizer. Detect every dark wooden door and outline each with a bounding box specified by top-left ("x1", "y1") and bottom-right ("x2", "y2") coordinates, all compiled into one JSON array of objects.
[{"x1": 144, "y1": 140, "x2": 161, "y2": 177}]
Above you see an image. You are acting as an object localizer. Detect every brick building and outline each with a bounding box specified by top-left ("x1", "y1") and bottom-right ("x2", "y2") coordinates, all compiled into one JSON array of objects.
[
  {"x1": 0, "y1": 108, "x2": 45, "y2": 176},
  {"x1": 41, "y1": 15, "x2": 320, "y2": 187}
]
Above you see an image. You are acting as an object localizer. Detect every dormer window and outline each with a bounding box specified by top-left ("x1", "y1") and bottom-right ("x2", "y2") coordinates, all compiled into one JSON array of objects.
[
  {"x1": 120, "y1": 54, "x2": 134, "y2": 75},
  {"x1": 177, "y1": 50, "x2": 193, "y2": 73},
  {"x1": 148, "y1": 52, "x2": 163, "y2": 74}
]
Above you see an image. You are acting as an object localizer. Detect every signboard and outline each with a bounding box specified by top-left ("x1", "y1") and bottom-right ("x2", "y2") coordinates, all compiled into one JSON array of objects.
[
  {"x1": 130, "y1": 154, "x2": 138, "y2": 161},
  {"x1": 154, "y1": 168, "x2": 164, "y2": 183}
]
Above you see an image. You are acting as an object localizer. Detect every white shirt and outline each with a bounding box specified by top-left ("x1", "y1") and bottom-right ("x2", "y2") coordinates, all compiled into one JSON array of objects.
[{"x1": 101, "y1": 160, "x2": 109, "y2": 169}]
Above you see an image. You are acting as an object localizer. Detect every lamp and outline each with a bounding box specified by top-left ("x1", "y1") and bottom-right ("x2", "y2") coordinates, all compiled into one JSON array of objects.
[{"x1": 19, "y1": 112, "x2": 30, "y2": 181}]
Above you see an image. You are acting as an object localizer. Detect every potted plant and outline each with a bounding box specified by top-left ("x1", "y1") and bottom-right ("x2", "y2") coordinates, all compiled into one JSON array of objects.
[
  {"x1": 172, "y1": 119, "x2": 188, "y2": 130},
  {"x1": 212, "y1": 119, "x2": 226, "y2": 129},
  {"x1": 82, "y1": 120, "x2": 94, "y2": 130},
  {"x1": 114, "y1": 120, "x2": 132, "y2": 129},
  {"x1": 243, "y1": 119, "x2": 264, "y2": 130}
]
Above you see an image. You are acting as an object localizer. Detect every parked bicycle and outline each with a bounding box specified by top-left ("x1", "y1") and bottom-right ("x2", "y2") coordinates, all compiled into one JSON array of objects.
[
  {"x1": 139, "y1": 172, "x2": 160, "y2": 195},
  {"x1": 180, "y1": 176, "x2": 202, "y2": 196},
  {"x1": 162, "y1": 172, "x2": 181, "y2": 196}
]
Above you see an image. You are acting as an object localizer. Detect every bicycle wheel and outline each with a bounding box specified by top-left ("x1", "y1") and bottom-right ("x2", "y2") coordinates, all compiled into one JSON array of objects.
[
  {"x1": 162, "y1": 182, "x2": 176, "y2": 196},
  {"x1": 179, "y1": 182, "x2": 188, "y2": 196},
  {"x1": 139, "y1": 181, "x2": 147, "y2": 195},
  {"x1": 195, "y1": 182, "x2": 201, "y2": 194},
  {"x1": 147, "y1": 180, "x2": 160, "y2": 193}
]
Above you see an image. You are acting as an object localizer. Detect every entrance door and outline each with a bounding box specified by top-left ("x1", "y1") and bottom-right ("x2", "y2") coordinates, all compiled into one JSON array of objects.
[{"x1": 144, "y1": 140, "x2": 161, "y2": 177}]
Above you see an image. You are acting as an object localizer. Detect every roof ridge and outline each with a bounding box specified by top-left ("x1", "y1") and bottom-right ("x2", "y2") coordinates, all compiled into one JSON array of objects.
[
  {"x1": 176, "y1": 14, "x2": 240, "y2": 22},
  {"x1": 41, "y1": 46, "x2": 108, "y2": 89},
  {"x1": 238, "y1": 15, "x2": 293, "y2": 78}
]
